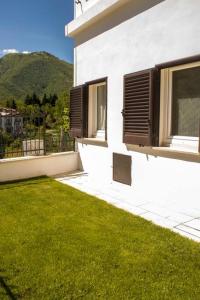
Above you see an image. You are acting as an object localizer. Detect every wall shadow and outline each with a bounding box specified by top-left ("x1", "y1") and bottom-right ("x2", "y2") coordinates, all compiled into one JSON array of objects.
[{"x1": 75, "y1": 0, "x2": 165, "y2": 46}]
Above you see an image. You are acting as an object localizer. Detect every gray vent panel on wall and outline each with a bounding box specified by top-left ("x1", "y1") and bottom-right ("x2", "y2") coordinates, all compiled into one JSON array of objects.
[{"x1": 113, "y1": 153, "x2": 132, "y2": 186}]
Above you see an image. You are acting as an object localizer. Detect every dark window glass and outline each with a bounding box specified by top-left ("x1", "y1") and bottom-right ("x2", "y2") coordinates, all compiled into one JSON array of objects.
[
  {"x1": 97, "y1": 84, "x2": 106, "y2": 131},
  {"x1": 172, "y1": 66, "x2": 200, "y2": 137}
]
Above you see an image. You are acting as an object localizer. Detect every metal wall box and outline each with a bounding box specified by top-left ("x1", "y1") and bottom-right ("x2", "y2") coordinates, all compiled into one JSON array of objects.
[{"x1": 113, "y1": 153, "x2": 132, "y2": 186}]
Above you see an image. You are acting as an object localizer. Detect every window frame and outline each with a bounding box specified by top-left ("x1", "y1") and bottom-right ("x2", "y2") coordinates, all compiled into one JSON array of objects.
[
  {"x1": 93, "y1": 82, "x2": 106, "y2": 138},
  {"x1": 87, "y1": 77, "x2": 107, "y2": 141},
  {"x1": 159, "y1": 61, "x2": 200, "y2": 153}
]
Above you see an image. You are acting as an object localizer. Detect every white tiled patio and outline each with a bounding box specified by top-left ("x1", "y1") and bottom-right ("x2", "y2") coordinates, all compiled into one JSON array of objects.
[{"x1": 55, "y1": 172, "x2": 200, "y2": 243}]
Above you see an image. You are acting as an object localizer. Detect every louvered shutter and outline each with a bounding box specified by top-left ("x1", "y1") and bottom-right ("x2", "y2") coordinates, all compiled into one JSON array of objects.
[
  {"x1": 69, "y1": 85, "x2": 88, "y2": 138},
  {"x1": 123, "y1": 69, "x2": 157, "y2": 146}
]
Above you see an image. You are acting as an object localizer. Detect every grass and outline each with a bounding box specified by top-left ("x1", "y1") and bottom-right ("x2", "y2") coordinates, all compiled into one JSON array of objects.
[{"x1": 0, "y1": 177, "x2": 200, "y2": 300}]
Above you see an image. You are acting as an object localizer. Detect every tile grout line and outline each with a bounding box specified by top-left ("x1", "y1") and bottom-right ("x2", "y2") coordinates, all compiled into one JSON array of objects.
[{"x1": 174, "y1": 227, "x2": 200, "y2": 240}]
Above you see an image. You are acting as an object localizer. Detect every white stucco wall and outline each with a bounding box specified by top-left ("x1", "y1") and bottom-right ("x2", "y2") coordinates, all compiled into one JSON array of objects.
[
  {"x1": 0, "y1": 152, "x2": 79, "y2": 182},
  {"x1": 73, "y1": 0, "x2": 200, "y2": 198}
]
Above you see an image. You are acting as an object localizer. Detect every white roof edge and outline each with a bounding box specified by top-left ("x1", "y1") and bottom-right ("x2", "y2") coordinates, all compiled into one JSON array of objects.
[{"x1": 65, "y1": 0, "x2": 131, "y2": 38}]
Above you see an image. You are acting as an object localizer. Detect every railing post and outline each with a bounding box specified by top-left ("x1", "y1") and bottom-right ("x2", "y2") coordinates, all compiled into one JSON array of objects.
[
  {"x1": 73, "y1": 137, "x2": 76, "y2": 152},
  {"x1": 43, "y1": 113, "x2": 46, "y2": 156}
]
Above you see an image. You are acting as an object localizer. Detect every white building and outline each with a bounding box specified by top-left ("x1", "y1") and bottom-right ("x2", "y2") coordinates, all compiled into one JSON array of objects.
[
  {"x1": 66, "y1": 0, "x2": 200, "y2": 204},
  {"x1": 0, "y1": 108, "x2": 23, "y2": 135}
]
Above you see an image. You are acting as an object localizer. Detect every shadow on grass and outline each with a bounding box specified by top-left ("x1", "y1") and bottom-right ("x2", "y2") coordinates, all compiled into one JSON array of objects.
[
  {"x1": 0, "y1": 273, "x2": 17, "y2": 300},
  {"x1": 0, "y1": 176, "x2": 50, "y2": 191}
]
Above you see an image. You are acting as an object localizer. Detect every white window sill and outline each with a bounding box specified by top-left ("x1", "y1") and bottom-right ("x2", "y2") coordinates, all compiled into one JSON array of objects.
[
  {"x1": 77, "y1": 138, "x2": 108, "y2": 147},
  {"x1": 164, "y1": 136, "x2": 199, "y2": 153},
  {"x1": 166, "y1": 145, "x2": 198, "y2": 154},
  {"x1": 154, "y1": 146, "x2": 199, "y2": 155},
  {"x1": 126, "y1": 144, "x2": 200, "y2": 163}
]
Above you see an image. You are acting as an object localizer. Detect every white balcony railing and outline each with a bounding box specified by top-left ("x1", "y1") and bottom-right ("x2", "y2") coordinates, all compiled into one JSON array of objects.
[
  {"x1": 75, "y1": 0, "x2": 100, "y2": 18},
  {"x1": 67, "y1": 0, "x2": 129, "y2": 37}
]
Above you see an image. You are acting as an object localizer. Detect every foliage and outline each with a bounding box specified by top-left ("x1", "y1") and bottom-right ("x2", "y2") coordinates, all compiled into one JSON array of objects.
[
  {"x1": 62, "y1": 107, "x2": 70, "y2": 132},
  {"x1": 9, "y1": 138, "x2": 21, "y2": 149},
  {"x1": 0, "y1": 52, "x2": 73, "y2": 105},
  {"x1": 0, "y1": 91, "x2": 71, "y2": 158},
  {"x1": 1, "y1": 177, "x2": 200, "y2": 299},
  {"x1": 5, "y1": 99, "x2": 17, "y2": 109},
  {"x1": 54, "y1": 91, "x2": 70, "y2": 131},
  {"x1": 19, "y1": 91, "x2": 70, "y2": 131},
  {"x1": 0, "y1": 130, "x2": 13, "y2": 158},
  {"x1": 0, "y1": 129, "x2": 13, "y2": 145}
]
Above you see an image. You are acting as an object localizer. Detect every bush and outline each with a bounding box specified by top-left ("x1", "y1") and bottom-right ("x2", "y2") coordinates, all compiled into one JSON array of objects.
[{"x1": 0, "y1": 130, "x2": 13, "y2": 159}]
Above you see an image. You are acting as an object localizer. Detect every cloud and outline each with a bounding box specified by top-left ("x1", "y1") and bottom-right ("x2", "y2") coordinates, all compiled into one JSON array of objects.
[
  {"x1": 2, "y1": 49, "x2": 19, "y2": 54},
  {"x1": 0, "y1": 49, "x2": 31, "y2": 56}
]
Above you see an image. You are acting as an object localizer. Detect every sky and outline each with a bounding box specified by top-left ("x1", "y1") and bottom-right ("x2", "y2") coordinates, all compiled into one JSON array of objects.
[{"x1": 0, "y1": 0, "x2": 74, "y2": 63}]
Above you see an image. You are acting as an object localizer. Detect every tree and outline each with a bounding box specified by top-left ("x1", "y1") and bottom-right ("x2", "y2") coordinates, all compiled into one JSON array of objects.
[
  {"x1": 25, "y1": 94, "x2": 31, "y2": 106},
  {"x1": 42, "y1": 94, "x2": 48, "y2": 106},
  {"x1": 54, "y1": 92, "x2": 70, "y2": 130},
  {"x1": 11, "y1": 100, "x2": 17, "y2": 109},
  {"x1": 32, "y1": 93, "x2": 41, "y2": 106},
  {"x1": 6, "y1": 100, "x2": 11, "y2": 108},
  {"x1": 50, "y1": 94, "x2": 58, "y2": 107},
  {"x1": 21, "y1": 91, "x2": 70, "y2": 131}
]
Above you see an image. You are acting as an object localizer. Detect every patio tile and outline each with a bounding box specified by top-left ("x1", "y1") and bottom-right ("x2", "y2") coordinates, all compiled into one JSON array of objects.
[
  {"x1": 96, "y1": 193, "x2": 120, "y2": 204},
  {"x1": 169, "y1": 204, "x2": 200, "y2": 218},
  {"x1": 173, "y1": 228, "x2": 200, "y2": 243},
  {"x1": 124, "y1": 206, "x2": 148, "y2": 216},
  {"x1": 64, "y1": 182, "x2": 101, "y2": 197},
  {"x1": 113, "y1": 202, "x2": 147, "y2": 216},
  {"x1": 139, "y1": 203, "x2": 172, "y2": 218},
  {"x1": 80, "y1": 187, "x2": 102, "y2": 197},
  {"x1": 175, "y1": 225, "x2": 200, "y2": 238},
  {"x1": 166, "y1": 213, "x2": 194, "y2": 224},
  {"x1": 182, "y1": 210, "x2": 200, "y2": 219},
  {"x1": 141, "y1": 212, "x2": 179, "y2": 229},
  {"x1": 183, "y1": 219, "x2": 200, "y2": 231},
  {"x1": 118, "y1": 197, "x2": 149, "y2": 207}
]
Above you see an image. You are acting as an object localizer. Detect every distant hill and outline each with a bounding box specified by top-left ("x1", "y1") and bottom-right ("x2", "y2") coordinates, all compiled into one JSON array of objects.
[{"x1": 0, "y1": 52, "x2": 73, "y2": 105}]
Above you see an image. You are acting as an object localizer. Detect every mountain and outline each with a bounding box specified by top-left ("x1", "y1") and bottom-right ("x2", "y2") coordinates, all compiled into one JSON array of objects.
[{"x1": 0, "y1": 52, "x2": 73, "y2": 105}]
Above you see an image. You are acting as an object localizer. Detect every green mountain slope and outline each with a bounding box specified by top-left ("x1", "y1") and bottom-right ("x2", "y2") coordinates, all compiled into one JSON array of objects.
[{"x1": 0, "y1": 52, "x2": 73, "y2": 105}]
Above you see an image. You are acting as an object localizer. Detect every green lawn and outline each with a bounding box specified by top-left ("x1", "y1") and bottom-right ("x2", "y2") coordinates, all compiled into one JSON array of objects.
[{"x1": 0, "y1": 178, "x2": 200, "y2": 300}]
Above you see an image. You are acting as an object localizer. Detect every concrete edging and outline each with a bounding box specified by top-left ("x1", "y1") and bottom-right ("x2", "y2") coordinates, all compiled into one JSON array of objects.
[{"x1": 0, "y1": 152, "x2": 79, "y2": 182}]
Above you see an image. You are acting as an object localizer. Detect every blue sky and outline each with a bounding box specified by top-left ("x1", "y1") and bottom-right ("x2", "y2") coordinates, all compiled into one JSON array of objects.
[{"x1": 0, "y1": 0, "x2": 74, "y2": 63}]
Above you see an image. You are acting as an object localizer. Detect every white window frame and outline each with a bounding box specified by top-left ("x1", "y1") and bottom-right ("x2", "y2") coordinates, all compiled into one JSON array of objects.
[
  {"x1": 159, "y1": 61, "x2": 200, "y2": 153},
  {"x1": 88, "y1": 81, "x2": 106, "y2": 140}
]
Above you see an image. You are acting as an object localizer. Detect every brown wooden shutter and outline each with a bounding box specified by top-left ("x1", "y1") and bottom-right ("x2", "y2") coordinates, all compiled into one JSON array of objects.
[
  {"x1": 69, "y1": 85, "x2": 88, "y2": 138},
  {"x1": 152, "y1": 68, "x2": 160, "y2": 147},
  {"x1": 123, "y1": 68, "x2": 157, "y2": 146}
]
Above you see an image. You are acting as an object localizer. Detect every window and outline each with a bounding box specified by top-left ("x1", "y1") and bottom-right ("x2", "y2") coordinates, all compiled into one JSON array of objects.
[
  {"x1": 160, "y1": 62, "x2": 200, "y2": 152},
  {"x1": 69, "y1": 78, "x2": 107, "y2": 140},
  {"x1": 88, "y1": 81, "x2": 107, "y2": 140}
]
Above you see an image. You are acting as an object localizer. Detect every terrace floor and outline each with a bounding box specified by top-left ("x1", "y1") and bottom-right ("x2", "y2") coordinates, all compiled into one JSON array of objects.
[{"x1": 55, "y1": 172, "x2": 200, "y2": 242}]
